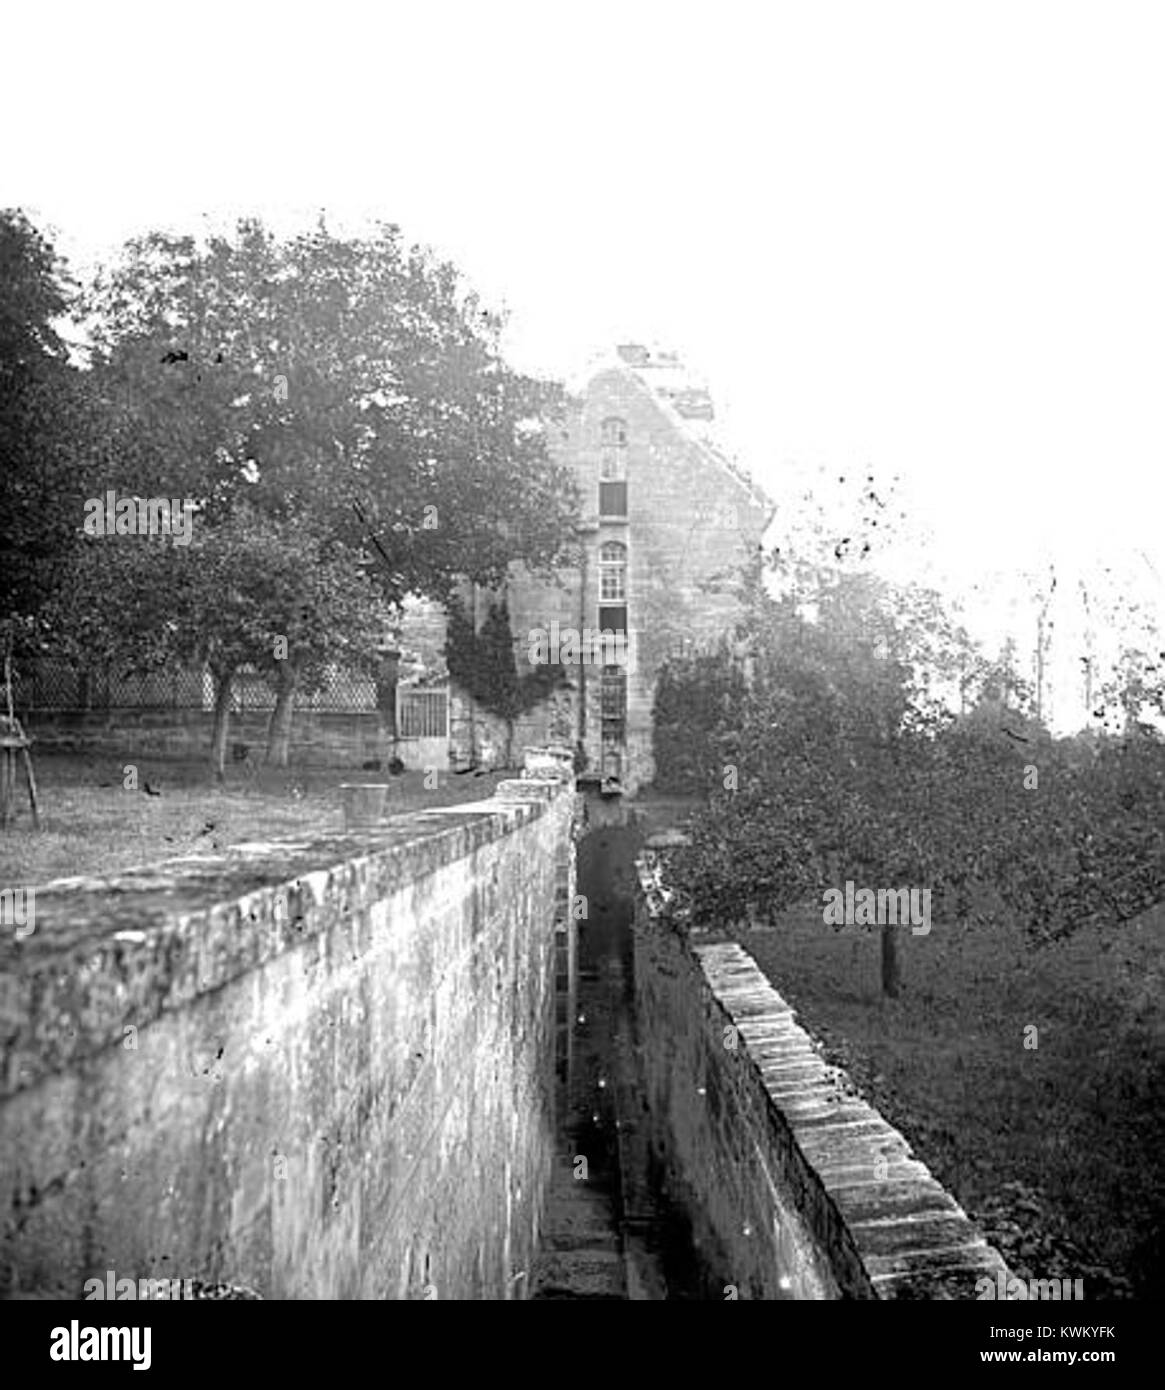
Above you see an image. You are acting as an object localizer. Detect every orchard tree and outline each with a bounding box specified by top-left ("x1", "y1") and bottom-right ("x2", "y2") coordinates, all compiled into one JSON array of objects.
[
  {"x1": 671, "y1": 571, "x2": 920, "y2": 996},
  {"x1": 53, "y1": 506, "x2": 391, "y2": 778},
  {"x1": 238, "y1": 516, "x2": 394, "y2": 767},
  {"x1": 166, "y1": 511, "x2": 391, "y2": 778},
  {"x1": 652, "y1": 648, "x2": 748, "y2": 795}
]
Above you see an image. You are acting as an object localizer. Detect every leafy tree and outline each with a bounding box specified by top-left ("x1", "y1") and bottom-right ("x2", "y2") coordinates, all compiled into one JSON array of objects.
[
  {"x1": 63, "y1": 216, "x2": 581, "y2": 770},
  {"x1": 247, "y1": 526, "x2": 392, "y2": 768},
  {"x1": 1098, "y1": 640, "x2": 1165, "y2": 735},
  {"x1": 652, "y1": 648, "x2": 747, "y2": 794},
  {"x1": 667, "y1": 551, "x2": 1165, "y2": 1000},
  {"x1": 164, "y1": 512, "x2": 391, "y2": 778},
  {"x1": 48, "y1": 505, "x2": 391, "y2": 777},
  {"x1": 0, "y1": 210, "x2": 97, "y2": 643},
  {"x1": 81, "y1": 217, "x2": 580, "y2": 598},
  {"x1": 670, "y1": 573, "x2": 919, "y2": 994}
]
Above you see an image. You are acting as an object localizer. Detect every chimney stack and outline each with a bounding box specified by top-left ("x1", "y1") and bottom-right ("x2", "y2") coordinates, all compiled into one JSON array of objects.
[{"x1": 616, "y1": 343, "x2": 651, "y2": 366}]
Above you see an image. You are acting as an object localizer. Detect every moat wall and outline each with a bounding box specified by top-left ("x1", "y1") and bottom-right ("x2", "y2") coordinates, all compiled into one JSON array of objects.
[
  {"x1": 633, "y1": 852, "x2": 1017, "y2": 1299},
  {"x1": 0, "y1": 752, "x2": 577, "y2": 1299}
]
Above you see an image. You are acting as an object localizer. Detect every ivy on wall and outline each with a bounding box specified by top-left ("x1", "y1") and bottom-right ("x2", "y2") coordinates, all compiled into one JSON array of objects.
[{"x1": 445, "y1": 596, "x2": 570, "y2": 759}]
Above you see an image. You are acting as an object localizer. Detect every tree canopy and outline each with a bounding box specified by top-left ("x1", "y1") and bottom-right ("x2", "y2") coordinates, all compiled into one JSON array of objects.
[
  {"x1": 659, "y1": 536, "x2": 1164, "y2": 994},
  {"x1": 2, "y1": 212, "x2": 582, "y2": 772}
]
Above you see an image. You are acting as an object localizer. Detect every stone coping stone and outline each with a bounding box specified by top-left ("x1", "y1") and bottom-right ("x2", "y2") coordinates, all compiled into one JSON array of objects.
[{"x1": 687, "y1": 930, "x2": 1018, "y2": 1301}]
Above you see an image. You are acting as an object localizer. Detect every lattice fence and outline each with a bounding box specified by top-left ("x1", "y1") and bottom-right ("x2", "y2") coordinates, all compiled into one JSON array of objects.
[
  {"x1": 13, "y1": 658, "x2": 388, "y2": 715},
  {"x1": 13, "y1": 659, "x2": 205, "y2": 711}
]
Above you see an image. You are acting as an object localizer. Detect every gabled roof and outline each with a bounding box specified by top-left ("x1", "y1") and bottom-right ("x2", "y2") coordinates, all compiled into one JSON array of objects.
[{"x1": 582, "y1": 344, "x2": 774, "y2": 518}]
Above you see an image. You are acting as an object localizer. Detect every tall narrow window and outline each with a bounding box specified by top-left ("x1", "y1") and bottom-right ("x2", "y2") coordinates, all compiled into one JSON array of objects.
[
  {"x1": 599, "y1": 542, "x2": 627, "y2": 601},
  {"x1": 600, "y1": 663, "x2": 627, "y2": 781},
  {"x1": 599, "y1": 417, "x2": 627, "y2": 481}
]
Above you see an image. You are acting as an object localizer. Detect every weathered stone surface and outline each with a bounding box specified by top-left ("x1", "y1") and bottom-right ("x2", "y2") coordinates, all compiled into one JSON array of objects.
[
  {"x1": 632, "y1": 858, "x2": 1017, "y2": 1300},
  {"x1": 495, "y1": 778, "x2": 559, "y2": 802},
  {"x1": 493, "y1": 359, "x2": 774, "y2": 793},
  {"x1": 831, "y1": 1178, "x2": 960, "y2": 1224},
  {"x1": 0, "y1": 758, "x2": 576, "y2": 1300}
]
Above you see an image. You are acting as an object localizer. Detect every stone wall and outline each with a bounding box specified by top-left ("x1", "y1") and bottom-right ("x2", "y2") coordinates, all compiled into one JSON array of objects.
[
  {"x1": 0, "y1": 750, "x2": 577, "y2": 1299},
  {"x1": 25, "y1": 709, "x2": 446, "y2": 771},
  {"x1": 633, "y1": 854, "x2": 1017, "y2": 1299}
]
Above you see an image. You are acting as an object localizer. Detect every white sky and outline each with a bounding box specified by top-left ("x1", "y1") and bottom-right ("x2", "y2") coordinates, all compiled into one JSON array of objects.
[{"x1": 4, "y1": 0, "x2": 1163, "y2": 700}]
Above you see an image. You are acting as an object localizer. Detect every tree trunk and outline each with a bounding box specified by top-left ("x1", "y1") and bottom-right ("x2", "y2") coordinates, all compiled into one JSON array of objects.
[
  {"x1": 467, "y1": 693, "x2": 479, "y2": 767},
  {"x1": 375, "y1": 650, "x2": 400, "y2": 746},
  {"x1": 881, "y1": 921, "x2": 901, "y2": 998},
  {"x1": 210, "y1": 667, "x2": 235, "y2": 782},
  {"x1": 468, "y1": 583, "x2": 479, "y2": 768},
  {"x1": 265, "y1": 666, "x2": 298, "y2": 767}
]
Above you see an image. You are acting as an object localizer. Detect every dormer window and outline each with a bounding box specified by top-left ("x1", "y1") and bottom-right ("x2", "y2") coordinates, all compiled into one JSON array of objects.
[{"x1": 599, "y1": 541, "x2": 627, "y2": 601}]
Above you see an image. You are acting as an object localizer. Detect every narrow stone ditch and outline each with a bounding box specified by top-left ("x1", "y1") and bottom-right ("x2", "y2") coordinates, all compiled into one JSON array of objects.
[{"x1": 531, "y1": 806, "x2": 717, "y2": 1300}]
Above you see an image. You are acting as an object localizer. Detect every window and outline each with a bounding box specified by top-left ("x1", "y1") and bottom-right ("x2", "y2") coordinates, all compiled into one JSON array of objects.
[
  {"x1": 600, "y1": 416, "x2": 627, "y2": 481},
  {"x1": 600, "y1": 664, "x2": 627, "y2": 780},
  {"x1": 599, "y1": 542, "x2": 627, "y2": 601},
  {"x1": 600, "y1": 417, "x2": 627, "y2": 448},
  {"x1": 598, "y1": 604, "x2": 627, "y2": 636},
  {"x1": 599, "y1": 481, "x2": 628, "y2": 517},
  {"x1": 600, "y1": 666, "x2": 627, "y2": 722}
]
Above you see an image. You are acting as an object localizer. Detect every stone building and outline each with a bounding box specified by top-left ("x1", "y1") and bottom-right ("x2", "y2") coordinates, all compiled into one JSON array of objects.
[{"x1": 440, "y1": 343, "x2": 773, "y2": 792}]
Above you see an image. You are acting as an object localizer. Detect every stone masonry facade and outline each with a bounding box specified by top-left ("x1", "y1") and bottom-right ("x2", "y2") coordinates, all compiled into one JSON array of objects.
[{"x1": 452, "y1": 344, "x2": 773, "y2": 791}]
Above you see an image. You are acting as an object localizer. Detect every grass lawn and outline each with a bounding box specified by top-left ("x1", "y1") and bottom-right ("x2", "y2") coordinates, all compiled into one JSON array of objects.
[
  {"x1": 729, "y1": 895, "x2": 1164, "y2": 1298},
  {"x1": 0, "y1": 751, "x2": 513, "y2": 888}
]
